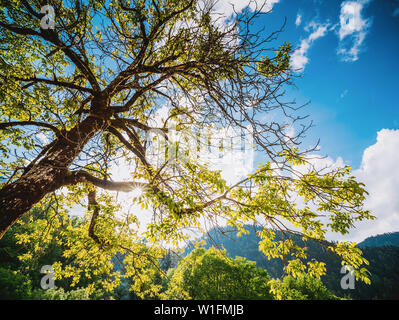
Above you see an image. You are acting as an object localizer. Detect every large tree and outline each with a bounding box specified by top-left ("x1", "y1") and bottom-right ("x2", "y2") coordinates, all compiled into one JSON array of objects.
[
  {"x1": 0, "y1": 0, "x2": 374, "y2": 296},
  {"x1": 163, "y1": 247, "x2": 274, "y2": 300}
]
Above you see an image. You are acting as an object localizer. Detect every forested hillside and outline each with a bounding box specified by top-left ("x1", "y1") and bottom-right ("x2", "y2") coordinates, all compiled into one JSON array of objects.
[
  {"x1": 2, "y1": 213, "x2": 398, "y2": 300},
  {"x1": 357, "y1": 232, "x2": 399, "y2": 248},
  {"x1": 185, "y1": 226, "x2": 399, "y2": 300}
]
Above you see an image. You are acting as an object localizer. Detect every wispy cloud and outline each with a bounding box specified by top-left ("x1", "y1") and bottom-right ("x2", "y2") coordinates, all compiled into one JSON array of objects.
[
  {"x1": 340, "y1": 89, "x2": 349, "y2": 99},
  {"x1": 290, "y1": 21, "x2": 331, "y2": 72},
  {"x1": 295, "y1": 13, "x2": 302, "y2": 27},
  {"x1": 337, "y1": 0, "x2": 373, "y2": 62}
]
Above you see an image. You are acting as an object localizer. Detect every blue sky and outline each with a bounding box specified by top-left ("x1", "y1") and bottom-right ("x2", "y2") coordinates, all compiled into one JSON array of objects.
[
  {"x1": 210, "y1": 0, "x2": 399, "y2": 241},
  {"x1": 264, "y1": 0, "x2": 399, "y2": 240},
  {"x1": 51, "y1": 0, "x2": 399, "y2": 241},
  {"x1": 253, "y1": 0, "x2": 399, "y2": 168}
]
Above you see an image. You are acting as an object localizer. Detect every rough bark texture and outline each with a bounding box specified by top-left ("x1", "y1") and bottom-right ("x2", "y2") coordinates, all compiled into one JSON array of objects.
[{"x1": 0, "y1": 97, "x2": 109, "y2": 239}]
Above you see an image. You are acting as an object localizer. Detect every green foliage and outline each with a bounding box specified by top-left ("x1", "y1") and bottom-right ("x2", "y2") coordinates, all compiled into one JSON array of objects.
[
  {"x1": 333, "y1": 246, "x2": 399, "y2": 300},
  {"x1": 0, "y1": 208, "x2": 161, "y2": 300},
  {"x1": 0, "y1": 208, "x2": 70, "y2": 290},
  {"x1": 275, "y1": 275, "x2": 341, "y2": 300},
  {"x1": 0, "y1": 267, "x2": 32, "y2": 300},
  {"x1": 10, "y1": 200, "x2": 165, "y2": 298},
  {"x1": 185, "y1": 226, "x2": 399, "y2": 300},
  {"x1": 32, "y1": 287, "x2": 94, "y2": 300},
  {"x1": 258, "y1": 43, "x2": 293, "y2": 77},
  {"x1": 163, "y1": 247, "x2": 273, "y2": 300}
]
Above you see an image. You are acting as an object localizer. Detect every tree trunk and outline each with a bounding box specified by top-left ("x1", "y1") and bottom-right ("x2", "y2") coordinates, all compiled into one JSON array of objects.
[{"x1": 0, "y1": 114, "x2": 106, "y2": 239}]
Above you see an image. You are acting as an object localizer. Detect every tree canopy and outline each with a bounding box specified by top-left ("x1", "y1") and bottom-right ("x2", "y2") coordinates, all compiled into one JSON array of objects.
[
  {"x1": 163, "y1": 247, "x2": 274, "y2": 300},
  {"x1": 0, "y1": 0, "x2": 374, "y2": 297}
]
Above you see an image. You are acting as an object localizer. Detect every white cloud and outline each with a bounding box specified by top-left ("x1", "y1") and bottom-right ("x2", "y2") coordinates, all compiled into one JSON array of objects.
[
  {"x1": 294, "y1": 154, "x2": 346, "y2": 177},
  {"x1": 348, "y1": 129, "x2": 399, "y2": 242},
  {"x1": 290, "y1": 39, "x2": 310, "y2": 71},
  {"x1": 213, "y1": 0, "x2": 280, "y2": 20},
  {"x1": 295, "y1": 13, "x2": 302, "y2": 27},
  {"x1": 290, "y1": 22, "x2": 330, "y2": 72},
  {"x1": 289, "y1": 129, "x2": 399, "y2": 243},
  {"x1": 338, "y1": 1, "x2": 369, "y2": 40},
  {"x1": 220, "y1": 128, "x2": 399, "y2": 244},
  {"x1": 337, "y1": 0, "x2": 372, "y2": 62}
]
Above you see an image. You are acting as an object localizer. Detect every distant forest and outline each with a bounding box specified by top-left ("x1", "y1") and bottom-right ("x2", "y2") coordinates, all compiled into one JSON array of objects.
[
  {"x1": 184, "y1": 226, "x2": 399, "y2": 300},
  {"x1": 357, "y1": 232, "x2": 399, "y2": 248}
]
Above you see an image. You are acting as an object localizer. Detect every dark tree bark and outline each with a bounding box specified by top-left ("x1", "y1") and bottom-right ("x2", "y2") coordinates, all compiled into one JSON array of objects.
[{"x1": 0, "y1": 106, "x2": 107, "y2": 239}]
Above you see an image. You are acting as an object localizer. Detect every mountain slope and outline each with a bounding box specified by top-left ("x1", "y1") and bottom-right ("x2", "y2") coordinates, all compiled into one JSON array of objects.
[
  {"x1": 185, "y1": 226, "x2": 399, "y2": 300},
  {"x1": 357, "y1": 232, "x2": 399, "y2": 248}
]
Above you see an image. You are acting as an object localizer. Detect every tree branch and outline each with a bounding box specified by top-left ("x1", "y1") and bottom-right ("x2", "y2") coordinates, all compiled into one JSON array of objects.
[
  {"x1": 65, "y1": 170, "x2": 147, "y2": 192},
  {"x1": 7, "y1": 75, "x2": 94, "y2": 93},
  {"x1": 0, "y1": 21, "x2": 41, "y2": 37},
  {"x1": 0, "y1": 20, "x2": 101, "y2": 92},
  {"x1": 110, "y1": 117, "x2": 168, "y2": 134},
  {"x1": 88, "y1": 190, "x2": 102, "y2": 245},
  {"x1": 0, "y1": 121, "x2": 61, "y2": 136}
]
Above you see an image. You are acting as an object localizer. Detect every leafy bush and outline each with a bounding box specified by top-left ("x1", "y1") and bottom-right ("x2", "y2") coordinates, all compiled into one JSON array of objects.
[
  {"x1": 32, "y1": 287, "x2": 91, "y2": 300},
  {"x1": 0, "y1": 267, "x2": 32, "y2": 300},
  {"x1": 279, "y1": 275, "x2": 342, "y2": 300}
]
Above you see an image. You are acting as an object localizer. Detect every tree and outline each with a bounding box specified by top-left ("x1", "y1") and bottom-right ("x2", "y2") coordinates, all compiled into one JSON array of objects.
[
  {"x1": 163, "y1": 247, "x2": 273, "y2": 300},
  {"x1": 0, "y1": 267, "x2": 32, "y2": 300},
  {"x1": 0, "y1": 207, "x2": 117, "y2": 299},
  {"x1": 0, "y1": 0, "x2": 374, "y2": 296},
  {"x1": 275, "y1": 274, "x2": 342, "y2": 300}
]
